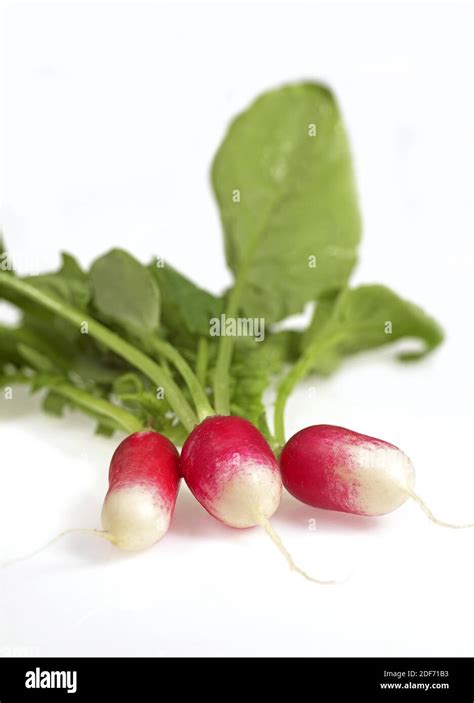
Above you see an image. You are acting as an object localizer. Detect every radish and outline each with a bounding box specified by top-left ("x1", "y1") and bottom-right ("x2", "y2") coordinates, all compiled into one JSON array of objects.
[
  {"x1": 180, "y1": 415, "x2": 335, "y2": 583},
  {"x1": 101, "y1": 431, "x2": 180, "y2": 550},
  {"x1": 280, "y1": 424, "x2": 473, "y2": 527},
  {"x1": 1, "y1": 431, "x2": 181, "y2": 567}
]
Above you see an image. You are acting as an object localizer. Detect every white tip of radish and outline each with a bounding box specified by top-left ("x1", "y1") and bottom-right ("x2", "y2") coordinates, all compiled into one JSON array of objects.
[
  {"x1": 346, "y1": 444, "x2": 416, "y2": 516},
  {"x1": 210, "y1": 464, "x2": 281, "y2": 528},
  {"x1": 347, "y1": 444, "x2": 474, "y2": 528},
  {"x1": 101, "y1": 484, "x2": 171, "y2": 551}
]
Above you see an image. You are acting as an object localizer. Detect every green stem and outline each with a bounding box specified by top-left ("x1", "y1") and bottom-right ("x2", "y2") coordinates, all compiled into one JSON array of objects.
[
  {"x1": 53, "y1": 382, "x2": 144, "y2": 434},
  {"x1": 0, "y1": 371, "x2": 31, "y2": 386},
  {"x1": 213, "y1": 280, "x2": 245, "y2": 415},
  {"x1": 0, "y1": 275, "x2": 198, "y2": 432},
  {"x1": 150, "y1": 337, "x2": 213, "y2": 422},
  {"x1": 1, "y1": 372, "x2": 143, "y2": 434},
  {"x1": 274, "y1": 359, "x2": 310, "y2": 447},
  {"x1": 273, "y1": 334, "x2": 344, "y2": 446},
  {"x1": 195, "y1": 337, "x2": 209, "y2": 387}
]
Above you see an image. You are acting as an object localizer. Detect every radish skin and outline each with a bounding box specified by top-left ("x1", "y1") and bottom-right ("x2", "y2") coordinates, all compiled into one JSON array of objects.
[
  {"x1": 180, "y1": 416, "x2": 335, "y2": 583},
  {"x1": 180, "y1": 416, "x2": 281, "y2": 527},
  {"x1": 281, "y1": 424, "x2": 474, "y2": 527},
  {"x1": 101, "y1": 431, "x2": 180, "y2": 550}
]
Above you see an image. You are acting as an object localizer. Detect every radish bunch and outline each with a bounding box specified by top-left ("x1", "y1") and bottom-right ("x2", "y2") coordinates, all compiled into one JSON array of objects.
[
  {"x1": 63, "y1": 416, "x2": 470, "y2": 585},
  {"x1": 83, "y1": 417, "x2": 333, "y2": 583},
  {"x1": 1, "y1": 80, "x2": 469, "y2": 580}
]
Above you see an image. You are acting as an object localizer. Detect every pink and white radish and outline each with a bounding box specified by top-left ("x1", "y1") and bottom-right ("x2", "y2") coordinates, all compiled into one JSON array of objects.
[
  {"x1": 180, "y1": 416, "x2": 280, "y2": 527},
  {"x1": 1, "y1": 431, "x2": 181, "y2": 568},
  {"x1": 180, "y1": 415, "x2": 334, "y2": 582},
  {"x1": 280, "y1": 424, "x2": 473, "y2": 527},
  {"x1": 101, "y1": 430, "x2": 180, "y2": 550}
]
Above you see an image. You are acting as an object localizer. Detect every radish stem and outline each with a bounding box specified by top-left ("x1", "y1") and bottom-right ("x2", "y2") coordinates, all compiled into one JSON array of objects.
[
  {"x1": 196, "y1": 337, "x2": 209, "y2": 387},
  {"x1": 52, "y1": 382, "x2": 144, "y2": 434},
  {"x1": 2, "y1": 372, "x2": 144, "y2": 434},
  {"x1": 213, "y1": 278, "x2": 246, "y2": 415},
  {"x1": 0, "y1": 275, "x2": 198, "y2": 432},
  {"x1": 150, "y1": 336, "x2": 213, "y2": 421},
  {"x1": 274, "y1": 334, "x2": 344, "y2": 445}
]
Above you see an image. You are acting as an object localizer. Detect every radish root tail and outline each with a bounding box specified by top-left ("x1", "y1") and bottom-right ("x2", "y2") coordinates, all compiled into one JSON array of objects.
[
  {"x1": 407, "y1": 489, "x2": 474, "y2": 529},
  {"x1": 0, "y1": 528, "x2": 116, "y2": 569},
  {"x1": 256, "y1": 514, "x2": 338, "y2": 585}
]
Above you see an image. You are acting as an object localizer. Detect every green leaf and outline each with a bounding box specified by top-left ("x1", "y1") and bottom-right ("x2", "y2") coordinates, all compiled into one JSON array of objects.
[
  {"x1": 95, "y1": 422, "x2": 116, "y2": 437},
  {"x1": 212, "y1": 82, "x2": 361, "y2": 323},
  {"x1": 27, "y1": 269, "x2": 90, "y2": 310},
  {"x1": 0, "y1": 265, "x2": 89, "y2": 344},
  {"x1": 0, "y1": 326, "x2": 26, "y2": 368},
  {"x1": 70, "y1": 351, "x2": 126, "y2": 388},
  {"x1": 159, "y1": 422, "x2": 187, "y2": 446},
  {"x1": 113, "y1": 372, "x2": 145, "y2": 396},
  {"x1": 267, "y1": 329, "x2": 305, "y2": 364},
  {"x1": 59, "y1": 252, "x2": 87, "y2": 282},
  {"x1": 113, "y1": 387, "x2": 187, "y2": 444},
  {"x1": 0, "y1": 255, "x2": 86, "y2": 371},
  {"x1": 42, "y1": 390, "x2": 69, "y2": 417},
  {"x1": 90, "y1": 249, "x2": 160, "y2": 338},
  {"x1": 115, "y1": 390, "x2": 168, "y2": 417},
  {"x1": 0, "y1": 324, "x2": 73, "y2": 377},
  {"x1": 30, "y1": 372, "x2": 64, "y2": 393},
  {"x1": 148, "y1": 260, "x2": 223, "y2": 342},
  {"x1": 302, "y1": 284, "x2": 444, "y2": 373},
  {"x1": 2, "y1": 253, "x2": 91, "y2": 355}
]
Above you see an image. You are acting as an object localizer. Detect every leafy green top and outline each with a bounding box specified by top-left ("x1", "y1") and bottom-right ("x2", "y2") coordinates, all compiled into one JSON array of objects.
[
  {"x1": 0, "y1": 81, "x2": 444, "y2": 447},
  {"x1": 212, "y1": 82, "x2": 361, "y2": 323}
]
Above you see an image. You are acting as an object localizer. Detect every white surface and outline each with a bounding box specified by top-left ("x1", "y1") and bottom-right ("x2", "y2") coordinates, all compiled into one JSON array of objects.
[{"x1": 1, "y1": 0, "x2": 473, "y2": 657}]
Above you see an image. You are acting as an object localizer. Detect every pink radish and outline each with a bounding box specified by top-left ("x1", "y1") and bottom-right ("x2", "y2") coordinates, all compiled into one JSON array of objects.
[
  {"x1": 180, "y1": 416, "x2": 281, "y2": 527},
  {"x1": 1, "y1": 431, "x2": 181, "y2": 568},
  {"x1": 280, "y1": 424, "x2": 473, "y2": 527},
  {"x1": 180, "y1": 415, "x2": 334, "y2": 583},
  {"x1": 101, "y1": 431, "x2": 180, "y2": 550}
]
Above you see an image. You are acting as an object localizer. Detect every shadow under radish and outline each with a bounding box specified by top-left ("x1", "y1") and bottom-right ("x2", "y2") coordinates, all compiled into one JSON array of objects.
[
  {"x1": 170, "y1": 486, "x2": 251, "y2": 541},
  {"x1": 275, "y1": 490, "x2": 386, "y2": 534}
]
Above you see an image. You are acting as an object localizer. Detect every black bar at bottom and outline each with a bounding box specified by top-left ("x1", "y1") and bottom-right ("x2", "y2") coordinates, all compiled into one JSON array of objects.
[{"x1": 0, "y1": 657, "x2": 472, "y2": 700}]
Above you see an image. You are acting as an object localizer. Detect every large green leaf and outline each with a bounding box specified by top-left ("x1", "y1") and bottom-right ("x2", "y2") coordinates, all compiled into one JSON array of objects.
[
  {"x1": 302, "y1": 284, "x2": 444, "y2": 373},
  {"x1": 148, "y1": 260, "x2": 223, "y2": 342},
  {"x1": 90, "y1": 249, "x2": 160, "y2": 338},
  {"x1": 212, "y1": 82, "x2": 361, "y2": 323}
]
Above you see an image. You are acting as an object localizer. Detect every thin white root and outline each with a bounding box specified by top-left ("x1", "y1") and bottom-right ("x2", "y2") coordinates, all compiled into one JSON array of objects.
[
  {"x1": 407, "y1": 489, "x2": 474, "y2": 529},
  {"x1": 0, "y1": 529, "x2": 116, "y2": 569},
  {"x1": 256, "y1": 515, "x2": 339, "y2": 585}
]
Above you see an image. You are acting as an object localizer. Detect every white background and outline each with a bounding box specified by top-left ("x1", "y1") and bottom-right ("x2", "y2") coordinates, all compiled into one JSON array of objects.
[{"x1": 0, "y1": 0, "x2": 473, "y2": 657}]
